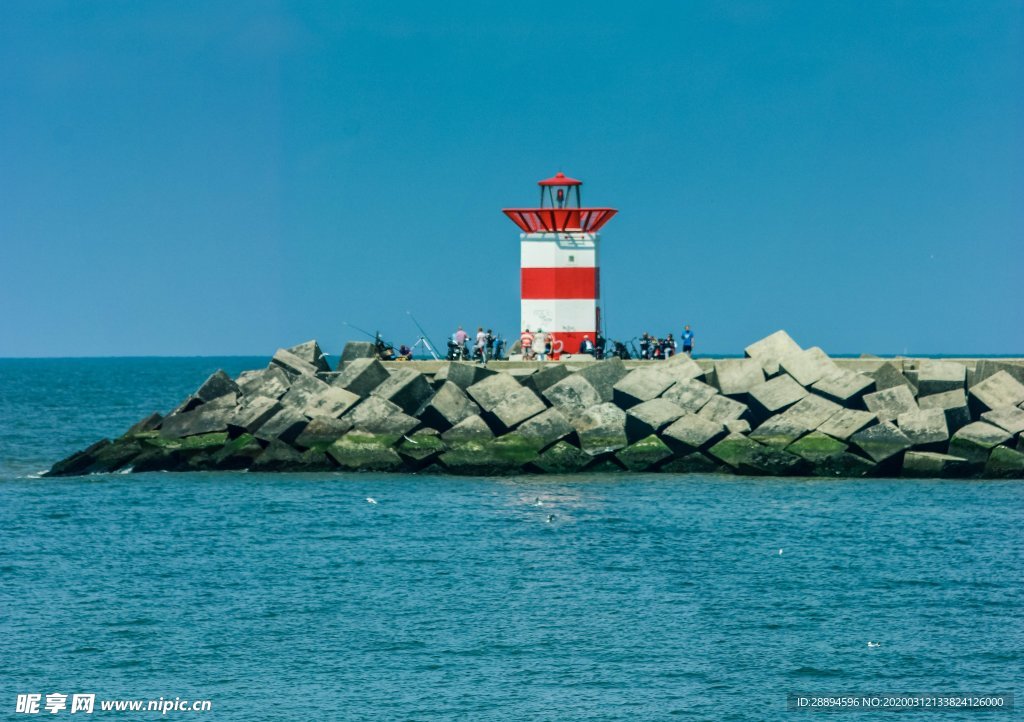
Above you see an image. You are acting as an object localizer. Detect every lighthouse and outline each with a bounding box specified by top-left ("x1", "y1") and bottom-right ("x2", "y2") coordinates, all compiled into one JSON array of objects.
[{"x1": 502, "y1": 172, "x2": 617, "y2": 355}]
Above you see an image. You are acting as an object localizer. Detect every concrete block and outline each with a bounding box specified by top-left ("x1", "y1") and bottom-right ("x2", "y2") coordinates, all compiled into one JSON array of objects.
[
  {"x1": 744, "y1": 329, "x2": 802, "y2": 375},
  {"x1": 415, "y1": 382, "x2": 480, "y2": 431},
  {"x1": 333, "y1": 358, "x2": 390, "y2": 397},
  {"x1": 294, "y1": 415, "x2": 354, "y2": 450},
  {"x1": 662, "y1": 412, "x2": 726, "y2": 450},
  {"x1": 918, "y1": 390, "x2": 972, "y2": 432},
  {"x1": 626, "y1": 398, "x2": 686, "y2": 440},
  {"x1": 786, "y1": 431, "x2": 848, "y2": 462},
  {"x1": 271, "y1": 347, "x2": 318, "y2": 377},
  {"x1": 440, "y1": 414, "x2": 494, "y2": 445},
  {"x1": 902, "y1": 451, "x2": 970, "y2": 478},
  {"x1": 209, "y1": 434, "x2": 264, "y2": 471},
  {"x1": 708, "y1": 433, "x2": 805, "y2": 475},
  {"x1": 725, "y1": 419, "x2": 751, "y2": 434},
  {"x1": 747, "y1": 374, "x2": 808, "y2": 417},
  {"x1": 613, "y1": 367, "x2": 677, "y2": 408},
  {"x1": 433, "y1": 362, "x2": 496, "y2": 391},
  {"x1": 229, "y1": 395, "x2": 282, "y2": 435},
  {"x1": 396, "y1": 429, "x2": 447, "y2": 466},
  {"x1": 661, "y1": 352, "x2": 705, "y2": 380},
  {"x1": 948, "y1": 422, "x2": 1012, "y2": 466},
  {"x1": 850, "y1": 422, "x2": 912, "y2": 462},
  {"x1": 659, "y1": 452, "x2": 722, "y2": 474},
  {"x1": 811, "y1": 370, "x2": 874, "y2": 406},
  {"x1": 697, "y1": 395, "x2": 750, "y2": 424},
  {"x1": 863, "y1": 385, "x2": 919, "y2": 422},
  {"x1": 984, "y1": 446, "x2": 1024, "y2": 478},
  {"x1": 917, "y1": 360, "x2": 966, "y2": 396},
  {"x1": 534, "y1": 440, "x2": 591, "y2": 473},
  {"x1": 981, "y1": 407, "x2": 1024, "y2": 435},
  {"x1": 969, "y1": 370, "x2": 1024, "y2": 412},
  {"x1": 523, "y1": 364, "x2": 571, "y2": 395},
  {"x1": 282, "y1": 374, "x2": 360, "y2": 419},
  {"x1": 817, "y1": 408, "x2": 877, "y2": 441},
  {"x1": 339, "y1": 341, "x2": 375, "y2": 364},
  {"x1": 973, "y1": 359, "x2": 1024, "y2": 386},
  {"x1": 778, "y1": 347, "x2": 839, "y2": 387},
  {"x1": 344, "y1": 396, "x2": 419, "y2": 438},
  {"x1": 440, "y1": 433, "x2": 538, "y2": 475},
  {"x1": 573, "y1": 402, "x2": 629, "y2": 456},
  {"x1": 254, "y1": 406, "x2": 308, "y2": 444},
  {"x1": 160, "y1": 402, "x2": 236, "y2": 439},
  {"x1": 543, "y1": 373, "x2": 603, "y2": 416},
  {"x1": 489, "y1": 385, "x2": 547, "y2": 431},
  {"x1": 711, "y1": 358, "x2": 765, "y2": 396},
  {"x1": 466, "y1": 372, "x2": 523, "y2": 412},
  {"x1": 195, "y1": 370, "x2": 239, "y2": 402},
  {"x1": 517, "y1": 407, "x2": 575, "y2": 451},
  {"x1": 286, "y1": 339, "x2": 331, "y2": 374},
  {"x1": 574, "y1": 357, "x2": 628, "y2": 402},
  {"x1": 749, "y1": 415, "x2": 808, "y2": 448},
  {"x1": 779, "y1": 394, "x2": 842, "y2": 430},
  {"x1": 868, "y1": 362, "x2": 917, "y2": 395},
  {"x1": 661, "y1": 378, "x2": 718, "y2": 413},
  {"x1": 124, "y1": 412, "x2": 163, "y2": 437},
  {"x1": 372, "y1": 367, "x2": 434, "y2": 415},
  {"x1": 237, "y1": 366, "x2": 290, "y2": 400},
  {"x1": 615, "y1": 434, "x2": 674, "y2": 471},
  {"x1": 327, "y1": 432, "x2": 404, "y2": 471},
  {"x1": 811, "y1": 452, "x2": 877, "y2": 478},
  {"x1": 252, "y1": 441, "x2": 333, "y2": 472},
  {"x1": 896, "y1": 408, "x2": 948, "y2": 447}
]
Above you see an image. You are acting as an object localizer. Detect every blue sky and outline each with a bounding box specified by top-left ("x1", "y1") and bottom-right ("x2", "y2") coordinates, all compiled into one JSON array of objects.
[{"x1": 2, "y1": 1, "x2": 1021, "y2": 358}]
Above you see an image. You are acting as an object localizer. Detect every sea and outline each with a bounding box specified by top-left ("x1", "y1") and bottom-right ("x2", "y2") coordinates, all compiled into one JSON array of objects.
[{"x1": 0, "y1": 358, "x2": 1020, "y2": 720}]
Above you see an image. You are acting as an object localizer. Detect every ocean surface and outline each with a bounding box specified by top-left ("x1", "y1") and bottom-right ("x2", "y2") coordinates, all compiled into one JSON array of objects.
[{"x1": 0, "y1": 358, "x2": 1021, "y2": 720}]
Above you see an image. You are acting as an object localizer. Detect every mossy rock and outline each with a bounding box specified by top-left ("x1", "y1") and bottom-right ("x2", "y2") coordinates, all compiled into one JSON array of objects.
[
  {"x1": 786, "y1": 431, "x2": 848, "y2": 462},
  {"x1": 984, "y1": 445, "x2": 1024, "y2": 478},
  {"x1": 659, "y1": 452, "x2": 722, "y2": 474},
  {"x1": 533, "y1": 441, "x2": 590, "y2": 473},
  {"x1": 327, "y1": 435, "x2": 404, "y2": 471},
  {"x1": 396, "y1": 431, "x2": 447, "y2": 464},
  {"x1": 615, "y1": 434, "x2": 673, "y2": 471}
]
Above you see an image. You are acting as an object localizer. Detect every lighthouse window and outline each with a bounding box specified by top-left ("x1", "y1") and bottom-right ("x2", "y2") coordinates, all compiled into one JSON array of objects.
[{"x1": 568, "y1": 255, "x2": 575, "y2": 263}]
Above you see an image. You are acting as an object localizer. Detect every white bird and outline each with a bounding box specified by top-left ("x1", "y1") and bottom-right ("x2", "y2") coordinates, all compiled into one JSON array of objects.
[
  {"x1": 546, "y1": 514, "x2": 556, "y2": 523},
  {"x1": 366, "y1": 497, "x2": 378, "y2": 505},
  {"x1": 867, "y1": 641, "x2": 880, "y2": 648},
  {"x1": 403, "y1": 435, "x2": 418, "y2": 444},
  {"x1": 778, "y1": 549, "x2": 783, "y2": 555},
  {"x1": 534, "y1": 497, "x2": 543, "y2": 506}
]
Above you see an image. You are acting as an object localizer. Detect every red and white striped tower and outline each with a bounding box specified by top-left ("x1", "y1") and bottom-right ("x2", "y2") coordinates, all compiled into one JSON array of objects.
[{"x1": 502, "y1": 172, "x2": 617, "y2": 354}]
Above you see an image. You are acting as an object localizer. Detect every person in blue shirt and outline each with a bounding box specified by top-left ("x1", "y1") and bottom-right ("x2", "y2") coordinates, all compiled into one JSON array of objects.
[{"x1": 681, "y1": 325, "x2": 695, "y2": 356}]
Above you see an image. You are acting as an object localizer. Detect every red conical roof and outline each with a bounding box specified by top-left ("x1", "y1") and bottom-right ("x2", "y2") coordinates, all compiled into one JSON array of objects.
[{"x1": 538, "y1": 172, "x2": 582, "y2": 187}]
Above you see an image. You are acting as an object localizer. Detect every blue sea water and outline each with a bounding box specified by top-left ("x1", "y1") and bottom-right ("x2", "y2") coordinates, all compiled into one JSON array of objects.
[{"x1": 0, "y1": 358, "x2": 1021, "y2": 720}]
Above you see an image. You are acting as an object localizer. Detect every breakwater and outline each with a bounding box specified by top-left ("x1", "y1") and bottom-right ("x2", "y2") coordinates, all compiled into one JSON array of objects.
[{"x1": 47, "y1": 332, "x2": 1024, "y2": 478}]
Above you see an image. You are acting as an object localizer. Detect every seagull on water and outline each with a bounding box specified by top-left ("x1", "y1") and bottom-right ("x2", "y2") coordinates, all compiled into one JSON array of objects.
[
  {"x1": 546, "y1": 514, "x2": 556, "y2": 523},
  {"x1": 534, "y1": 497, "x2": 543, "y2": 506},
  {"x1": 778, "y1": 549, "x2": 783, "y2": 555},
  {"x1": 366, "y1": 497, "x2": 378, "y2": 505},
  {"x1": 867, "y1": 641, "x2": 880, "y2": 648}
]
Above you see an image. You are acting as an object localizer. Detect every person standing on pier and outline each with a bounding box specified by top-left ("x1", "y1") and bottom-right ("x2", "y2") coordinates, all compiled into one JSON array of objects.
[
  {"x1": 520, "y1": 328, "x2": 534, "y2": 360},
  {"x1": 534, "y1": 329, "x2": 547, "y2": 361},
  {"x1": 475, "y1": 327, "x2": 488, "y2": 365},
  {"x1": 682, "y1": 325, "x2": 695, "y2": 356}
]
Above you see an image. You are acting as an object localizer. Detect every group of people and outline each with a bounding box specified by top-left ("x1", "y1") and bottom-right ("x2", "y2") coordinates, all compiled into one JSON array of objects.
[
  {"x1": 637, "y1": 325, "x2": 694, "y2": 359},
  {"x1": 518, "y1": 328, "x2": 565, "y2": 361},
  {"x1": 449, "y1": 326, "x2": 504, "y2": 364}
]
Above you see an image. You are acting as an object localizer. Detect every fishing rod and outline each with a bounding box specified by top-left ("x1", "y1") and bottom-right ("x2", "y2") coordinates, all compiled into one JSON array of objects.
[
  {"x1": 406, "y1": 311, "x2": 441, "y2": 360},
  {"x1": 342, "y1": 321, "x2": 397, "y2": 350}
]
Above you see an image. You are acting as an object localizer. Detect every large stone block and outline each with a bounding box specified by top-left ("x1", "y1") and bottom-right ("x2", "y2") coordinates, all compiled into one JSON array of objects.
[
  {"x1": 229, "y1": 395, "x2": 283, "y2": 435},
  {"x1": 209, "y1": 434, "x2": 264, "y2": 470},
  {"x1": 339, "y1": 341, "x2": 376, "y2": 364},
  {"x1": 896, "y1": 408, "x2": 949, "y2": 447},
  {"x1": 817, "y1": 408, "x2": 876, "y2": 441},
  {"x1": 969, "y1": 370, "x2": 1024, "y2": 412},
  {"x1": 466, "y1": 372, "x2": 523, "y2": 412},
  {"x1": 415, "y1": 382, "x2": 480, "y2": 431},
  {"x1": 573, "y1": 402, "x2": 629, "y2": 456},
  {"x1": 863, "y1": 385, "x2": 918, "y2": 422},
  {"x1": 662, "y1": 412, "x2": 726, "y2": 451},
  {"x1": 327, "y1": 432, "x2": 404, "y2": 471},
  {"x1": 917, "y1": 360, "x2": 966, "y2": 396},
  {"x1": 573, "y1": 357, "x2": 629, "y2": 402},
  {"x1": 711, "y1": 359, "x2": 765, "y2": 396},
  {"x1": 850, "y1": 422, "x2": 912, "y2": 463},
  {"x1": 372, "y1": 367, "x2": 434, "y2": 415},
  {"x1": 981, "y1": 406, "x2": 1024, "y2": 435},
  {"x1": 160, "y1": 402, "x2": 236, "y2": 439},
  {"x1": 286, "y1": 340, "x2": 331, "y2": 374},
  {"x1": 779, "y1": 394, "x2": 842, "y2": 430},
  {"x1": 488, "y1": 385, "x2": 547, "y2": 431},
  {"x1": 254, "y1": 406, "x2": 308, "y2": 444},
  {"x1": 523, "y1": 364, "x2": 571, "y2": 395},
  {"x1": 516, "y1": 407, "x2": 574, "y2": 451},
  {"x1": 282, "y1": 374, "x2": 360, "y2": 418},
  {"x1": 697, "y1": 395, "x2": 749, "y2": 424},
  {"x1": 902, "y1": 451, "x2": 970, "y2": 478},
  {"x1": 294, "y1": 415, "x2": 354, "y2": 450},
  {"x1": 543, "y1": 374, "x2": 603, "y2": 416},
  {"x1": 984, "y1": 446, "x2": 1024, "y2": 478},
  {"x1": 433, "y1": 362, "x2": 496, "y2": 391},
  {"x1": 332, "y1": 358, "x2": 390, "y2": 397},
  {"x1": 343, "y1": 396, "x2": 419, "y2": 438},
  {"x1": 626, "y1": 398, "x2": 686, "y2": 440},
  {"x1": 661, "y1": 352, "x2": 705, "y2": 380},
  {"x1": 869, "y1": 362, "x2": 918, "y2": 395},
  {"x1": 708, "y1": 433, "x2": 805, "y2": 475},
  {"x1": 237, "y1": 366, "x2": 290, "y2": 400},
  {"x1": 948, "y1": 422, "x2": 1012, "y2": 466},
  {"x1": 747, "y1": 374, "x2": 808, "y2": 417},
  {"x1": 534, "y1": 440, "x2": 591, "y2": 473},
  {"x1": 811, "y1": 370, "x2": 874, "y2": 406},
  {"x1": 661, "y1": 378, "x2": 718, "y2": 412},
  {"x1": 195, "y1": 370, "x2": 239, "y2": 402},
  {"x1": 396, "y1": 429, "x2": 447, "y2": 466},
  {"x1": 725, "y1": 419, "x2": 751, "y2": 434},
  {"x1": 749, "y1": 415, "x2": 808, "y2": 449},
  {"x1": 271, "y1": 347, "x2": 318, "y2": 377},
  {"x1": 46, "y1": 439, "x2": 113, "y2": 477},
  {"x1": 615, "y1": 434, "x2": 673, "y2": 471},
  {"x1": 785, "y1": 431, "x2": 848, "y2": 463},
  {"x1": 972, "y1": 359, "x2": 1024, "y2": 386},
  {"x1": 778, "y1": 347, "x2": 839, "y2": 387},
  {"x1": 744, "y1": 330, "x2": 802, "y2": 376},
  {"x1": 659, "y1": 452, "x2": 722, "y2": 474},
  {"x1": 918, "y1": 390, "x2": 971, "y2": 431},
  {"x1": 251, "y1": 441, "x2": 333, "y2": 472},
  {"x1": 613, "y1": 367, "x2": 677, "y2": 408},
  {"x1": 440, "y1": 414, "x2": 494, "y2": 445},
  {"x1": 811, "y1": 452, "x2": 877, "y2": 478},
  {"x1": 439, "y1": 433, "x2": 538, "y2": 475}
]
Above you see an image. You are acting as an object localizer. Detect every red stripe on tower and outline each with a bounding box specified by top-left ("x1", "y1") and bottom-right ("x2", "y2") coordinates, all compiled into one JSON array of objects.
[{"x1": 520, "y1": 267, "x2": 599, "y2": 299}]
